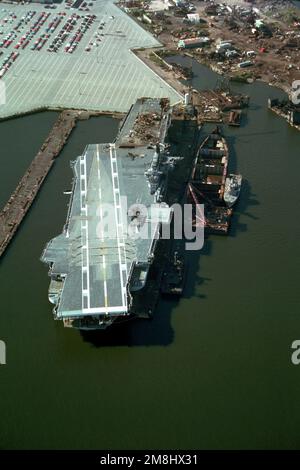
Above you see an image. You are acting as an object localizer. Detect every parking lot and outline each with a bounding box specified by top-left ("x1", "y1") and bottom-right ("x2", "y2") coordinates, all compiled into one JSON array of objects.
[{"x1": 0, "y1": 0, "x2": 181, "y2": 118}]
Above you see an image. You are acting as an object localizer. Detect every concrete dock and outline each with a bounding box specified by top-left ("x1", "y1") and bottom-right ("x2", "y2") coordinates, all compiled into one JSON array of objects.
[{"x1": 0, "y1": 2, "x2": 182, "y2": 119}]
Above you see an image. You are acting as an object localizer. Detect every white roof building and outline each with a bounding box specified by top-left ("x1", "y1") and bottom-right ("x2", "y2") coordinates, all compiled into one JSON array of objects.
[{"x1": 187, "y1": 13, "x2": 200, "y2": 23}]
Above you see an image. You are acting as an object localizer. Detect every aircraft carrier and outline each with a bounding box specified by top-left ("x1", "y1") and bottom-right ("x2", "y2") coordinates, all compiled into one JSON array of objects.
[{"x1": 41, "y1": 98, "x2": 183, "y2": 330}]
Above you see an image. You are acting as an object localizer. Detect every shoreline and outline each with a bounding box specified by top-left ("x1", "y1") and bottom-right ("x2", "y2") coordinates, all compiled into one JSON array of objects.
[
  {"x1": 121, "y1": 0, "x2": 300, "y2": 100},
  {"x1": 134, "y1": 45, "x2": 294, "y2": 103},
  {"x1": 134, "y1": 48, "x2": 187, "y2": 96}
]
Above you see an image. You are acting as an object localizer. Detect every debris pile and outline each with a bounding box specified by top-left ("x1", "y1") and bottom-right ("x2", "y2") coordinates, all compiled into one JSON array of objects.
[
  {"x1": 191, "y1": 81, "x2": 249, "y2": 125},
  {"x1": 121, "y1": 0, "x2": 300, "y2": 93},
  {"x1": 119, "y1": 107, "x2": 167, "y2": 147},
  {"x1": 268, "y1": 96, "x2": 300, "y2": 131},
  {"x1": 133, "y1": 112, "x2": 162, "y2": 141}
]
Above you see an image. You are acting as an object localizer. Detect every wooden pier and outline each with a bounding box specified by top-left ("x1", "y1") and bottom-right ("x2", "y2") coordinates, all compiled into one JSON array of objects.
[{"x1": 0, "y1": 110, "x2": 78, "y2": 258}]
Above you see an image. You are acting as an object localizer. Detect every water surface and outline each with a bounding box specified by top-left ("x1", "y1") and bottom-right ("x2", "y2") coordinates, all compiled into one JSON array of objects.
[{"x1": 0, "y1": 70, "x2": 300, "y2": 449}]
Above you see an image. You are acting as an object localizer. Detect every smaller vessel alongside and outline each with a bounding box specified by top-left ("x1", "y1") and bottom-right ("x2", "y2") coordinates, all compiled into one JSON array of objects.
[
  {"x1": 224, "y1": 174, "x2": 242, "y2": 208},
  {"x1": 161, "y1": 240, "x2": 187, "y2": 296},
  {"x1": 228, "y1": 110, "x2": 242, "y2": 127}
]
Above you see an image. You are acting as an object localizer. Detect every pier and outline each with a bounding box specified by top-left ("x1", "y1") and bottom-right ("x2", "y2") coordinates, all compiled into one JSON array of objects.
[
  {"x1": 0, "y1": 110, "x2": 78, "y2": 258},
  {"x1": 268, "y1": 98, "x2": 300, "y2": 132}
]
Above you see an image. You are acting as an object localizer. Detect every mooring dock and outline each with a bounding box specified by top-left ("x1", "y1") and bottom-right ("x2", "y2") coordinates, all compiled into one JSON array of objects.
[
  {"x1": 268, "y1": 98, "x2": 300, "y2": 132},
  {"x1": 0, "y1": 110, "x2": 78, "y2": 258}
]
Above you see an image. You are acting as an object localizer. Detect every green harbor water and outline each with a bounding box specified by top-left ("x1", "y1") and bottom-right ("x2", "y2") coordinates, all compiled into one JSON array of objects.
[{"x1": 0, "y1": 63, "x2": 300, "y2": 449}]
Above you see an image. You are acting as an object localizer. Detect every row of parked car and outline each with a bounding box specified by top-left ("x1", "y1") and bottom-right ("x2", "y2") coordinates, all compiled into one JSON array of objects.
[
  {"x1": 47, "y1": 12, "x2": 80, "y2": 53},
  {"x1": 78, "y1": 1, "x2": 94, "y2": 13},
  {"x1": 0, "y1": 6, "x2": 99, "y2": 80},
  {"x1": 11, "y1": 12, "x2": 50, "y2": 51},
  {"x1": 32, "y1": 13, "x2": 66, "y2": 51},
  {"x1": 46, "y1": 13, "x2": 96, "y2": 54},
  {"x1": 0, "y1": 10, "x2": 67, "y2": 77},
  {"x1": 13, "y1": 10, "x2": 36, "y2": 32},
  {"x1": 85, "y1": 20, "x2": 105, "y2": 52},
  {"x1": 0, "y1": 50, "x2": 19, "y2": 78},
  {"x1": 65, "y1": 14, "x2": 96, "y2": 53},
  {"x1": 0, "y1": 30, "x2": 17, "y2": 48}
]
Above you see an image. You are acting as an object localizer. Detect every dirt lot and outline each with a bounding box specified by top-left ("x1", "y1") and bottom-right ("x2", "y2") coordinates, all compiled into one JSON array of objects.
[
  {"x1": 192, "y1": 16, "x2": 300, "y2": 91},
  {"x1": 129, "y1": 0, "x2": 300, "y2": 94}
]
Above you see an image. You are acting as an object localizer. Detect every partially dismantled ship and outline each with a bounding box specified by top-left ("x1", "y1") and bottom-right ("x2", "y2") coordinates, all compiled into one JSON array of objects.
[{"x1": 188, "y1": 127, "x2": 241, "y2": 235}]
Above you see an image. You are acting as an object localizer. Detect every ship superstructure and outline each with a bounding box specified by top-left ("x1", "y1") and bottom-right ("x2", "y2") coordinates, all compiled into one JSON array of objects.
[
  {"x1": 41, "y1": 98, "x2": 175, "y2": 330},
  {"x1": 224, "y1": 174, "x2": 242, "y2": 208}
]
